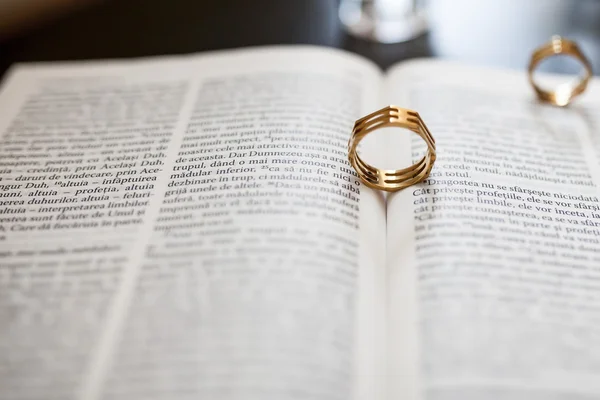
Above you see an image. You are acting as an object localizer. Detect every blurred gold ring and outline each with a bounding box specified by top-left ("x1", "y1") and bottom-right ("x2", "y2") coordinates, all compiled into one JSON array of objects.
[
  {"x1": 528, "y1": 36, "x2": 592, "y2": 107},
  {"x1": 348, "y1": 105, "x2": 436, "y2": 192}
]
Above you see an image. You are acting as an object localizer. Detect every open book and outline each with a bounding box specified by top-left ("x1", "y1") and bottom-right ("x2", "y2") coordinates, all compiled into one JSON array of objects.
[{"x1": 1, "y1": 46, "x2": 600, "y2": 400}]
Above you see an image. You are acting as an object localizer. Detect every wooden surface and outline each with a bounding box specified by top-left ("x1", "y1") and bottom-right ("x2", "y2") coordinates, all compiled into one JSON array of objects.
[{"x1": 0, "y1": 0, "x2": 430, "y2": 77}]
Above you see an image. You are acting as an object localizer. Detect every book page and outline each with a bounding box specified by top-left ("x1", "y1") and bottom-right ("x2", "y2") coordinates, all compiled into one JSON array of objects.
[
  {"x1": 384, "y1": 60, "x2": 600, "y2": 400},
  {"x1": 0, "y1": 47, "x2": 387, "y2": 400}
]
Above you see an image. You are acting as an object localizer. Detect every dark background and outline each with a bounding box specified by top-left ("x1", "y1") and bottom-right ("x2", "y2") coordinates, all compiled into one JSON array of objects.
[
  {"x1": 0, "y1": 0, "x2": 430, "y2": 78},
  {"x1": 1, "y1": 0, "x2": 599, "y2": 78}
]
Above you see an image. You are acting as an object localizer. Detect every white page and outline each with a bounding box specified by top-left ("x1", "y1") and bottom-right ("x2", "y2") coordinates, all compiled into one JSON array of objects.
[
  {"x1": 384, "y1": 59, "x2": 600, "y2": 400},
  {"x1": 0, "y1": 47, "x2": 387, "y2": 400}
]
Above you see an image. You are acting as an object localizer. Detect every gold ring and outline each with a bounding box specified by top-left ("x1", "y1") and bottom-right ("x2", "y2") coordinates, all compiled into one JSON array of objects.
[
  {"x1": 348, "y1": 105, "x2": 436, "y2": 192},
  {"x1": 528, "y1": 36, "x2": 592, "y2": 107}
]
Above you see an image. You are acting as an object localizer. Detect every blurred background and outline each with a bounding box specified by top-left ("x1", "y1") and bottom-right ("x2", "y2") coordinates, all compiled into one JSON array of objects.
[{"x1": 0, "y1": 0, "x2": 599, "y2": 76}]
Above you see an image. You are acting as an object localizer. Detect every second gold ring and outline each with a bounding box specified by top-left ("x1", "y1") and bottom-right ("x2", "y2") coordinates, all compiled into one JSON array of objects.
[{"x1": 528, "y1": 36, "x2": 592, "y2": 107}]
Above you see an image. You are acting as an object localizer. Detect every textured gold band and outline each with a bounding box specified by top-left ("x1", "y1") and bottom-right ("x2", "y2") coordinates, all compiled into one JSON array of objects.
[
  {"x1": 528, "y1": 36, "x2": 592, "y2": 107},
  {"x1": 348, "y1": 105, "x2": 436, "y2": 192}
]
